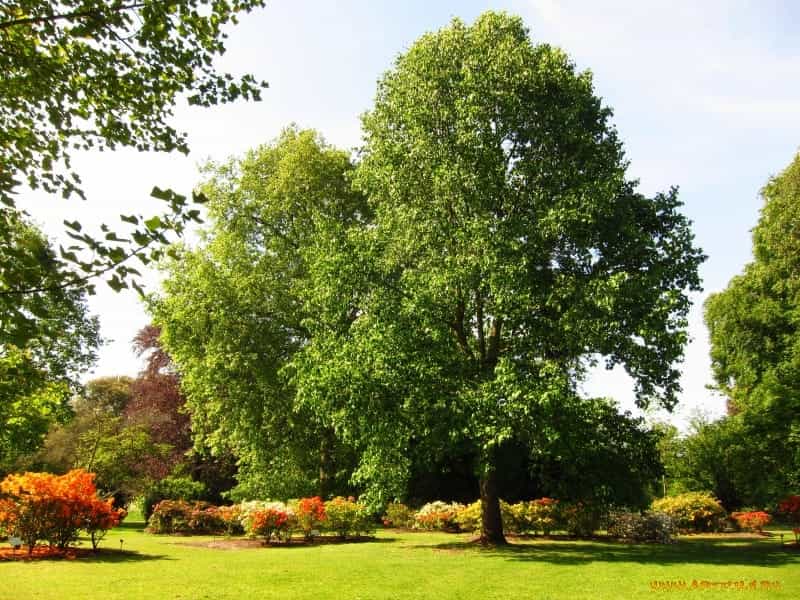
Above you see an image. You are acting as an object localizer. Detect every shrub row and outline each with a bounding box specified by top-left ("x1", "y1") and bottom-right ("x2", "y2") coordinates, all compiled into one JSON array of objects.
[
  {"x1": 147, "y1": 496, "x2": 374, "y2": 541},
  {"x1": 0, "y1": 470, "x2": 125, "y2": 554},
  {"x1": 384, "y1": 498, "x2": 604, "y2": 537}
]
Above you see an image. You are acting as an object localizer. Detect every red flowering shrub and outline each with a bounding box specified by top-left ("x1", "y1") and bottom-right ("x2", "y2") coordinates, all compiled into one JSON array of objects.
[
  {"x1": 0, "y1": 470, "x2": 124, "y2": 554},
  {"x1": 295, "y1": 497, "x2": 326, "y2": 540},
  {"x1": 777, "y1": 495, "x2": 800, "y2": 524},
  {"x1": 731, "y1": 511, "x2": 771, "y2": 533},
  {"x1": 249, "y1": 508, "x2": 292, "y2": 542}
]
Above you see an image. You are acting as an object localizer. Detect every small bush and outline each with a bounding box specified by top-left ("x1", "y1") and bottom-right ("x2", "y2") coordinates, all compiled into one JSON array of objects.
[
  {"x1": 731, "y1": 511, "x2": 771, "y2": 532},
  {"x1": 216, "y1": 504, "x2": 245, "y2": 535},
  {"x1": 382, "y1": 502, "x2": 414, "y2": 528},
  {"x1": 651, "y1": 492, "x2": 726, "y2": 533},
  {"x1": 415, "y1": 501, "x2": 463, "y2": 532},
  {"x1": 324, "y1": 497, "x2": 373, "y2": 538},
  {"x1": 561, "y1": 501, "x2": 603, "y2": 537},
  {"x1": 607, "y1": 511, "x2": 676, "y2": 544},
  {"x1": 455, "y1": 500, "x2": 516, "y2": 533},
  {"x1": 238, "y1": 501, "x2": 294, "y2": 536},
  {"x1": 249, "y1": 507, "x2": 293, "y2": 543},
  {"x1": 147, "y1": 500, "x2": 224, "y2": 534},
  {"x1": 526, "y1": 498, "x2": 561, "y2": 535},
  {"x1": 293, "y1": 496, "x2": 326, "y2": 540}
]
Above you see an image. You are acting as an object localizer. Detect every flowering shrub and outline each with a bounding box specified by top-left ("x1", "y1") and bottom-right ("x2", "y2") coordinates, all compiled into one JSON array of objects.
[
  {"x1": 525, "y1": 498, "x2": 560, "y2": 535},
  {"x1": 731, "y1": 511, "x2": 771, "y2": 532},
  {"x1": 85, "y1": 497, "x2": 127, "y2": 550},
  {"x1": 293, "y1": 496, "x2": 326, "y2": 540},
  {"x1": 415, "y1": 501, "x2": 464, "y2": 532},
  {"x1": 324, "y1": 497, "x2": 373, "y2": 538},
  {"x1": 216, "y1": 504, "x2": 245, "y2": 535},
  {"x1": 651, "y1": 492, "x2": 726, "y2": 533},
  {"x1": 607, "y1": 511, "x2": 676, "y2": 544},
  {"x1": 454, "y1": 500, "x2": 516, "y2": 533},
  {"x1": 238, "y1": 501, "x2": 295, "y2": 535},
  {"x1": 249, "y1": 508, "x2": 292, "y2": 543},
  {"x1": 382, "y1": 502, "x2": 414, "y2": 528},
  {"x1": 777, "y1": 495, "x2": 800, "y2": 524},
  {"x1": 0, "y1": 470, "x2": 124, "y2": 554},
  {"x1": 561, "y1": 501, "x2": 603, "y2": 537},
  {"x1": 147, "y1": 500, "x2": 225, "y2": 534}
]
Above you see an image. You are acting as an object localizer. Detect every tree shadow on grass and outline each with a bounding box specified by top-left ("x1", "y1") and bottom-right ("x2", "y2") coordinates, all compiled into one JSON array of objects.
[
  {"x1": 82, "y1": 549, "x2": 174, "y2": 563},
  {"x1": 409, "y1": 537, "x2": 800, "y2": 567}
]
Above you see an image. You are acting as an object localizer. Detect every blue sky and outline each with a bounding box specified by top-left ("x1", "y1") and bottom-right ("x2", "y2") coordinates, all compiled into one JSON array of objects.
[{"x1": 24, "y1": 1, "x2": 800, "y2": 428}]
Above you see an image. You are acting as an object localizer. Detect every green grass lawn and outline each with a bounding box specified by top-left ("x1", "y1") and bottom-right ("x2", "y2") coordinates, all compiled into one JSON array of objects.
[{"x1": 2, "y1": 518, "x2": 798, "y2": 600}]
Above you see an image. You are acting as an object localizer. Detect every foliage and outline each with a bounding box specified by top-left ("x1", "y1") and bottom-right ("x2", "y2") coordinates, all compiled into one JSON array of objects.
[
  {"x1": 606, "y1": 511, "x2": 677, "y2": 544},
  {"x1": 1, "y1": 1, "x2": 268, "y2": 294},
  {"x1": 293, "y1": 11, "x2": 703, "y2": 544},
  {"x1": 382, "y1": 502, "x2": 414, "y2": 528},
  {"x1": 651, "y1": 492, "x2": 726, "y2": 533},
  {"x1": 1, "y1": 212, "x2": 99, "y2": 469},
  {"x1": 0, "y1": 469, "x2": 123, "y2": 553},
  {"x1": 141, "y1": 475, "x2": 206, "y2": 520},
  {"x1": 293, "y1": 496, "x2": 326, "y2": 540},
  {"x1": 705, "y1": 152, "x2": 800, "y2": 503},
  {"x1": 152, "y1": 127, "x2": 365, "y2": 501},
  {"x1": 415, "y1": 501, "x2": 464, "y2": 532},
  {"x1": 126, "y1": 324, "x2": 191, "y2": 477},
  {"x1": 731, "y1": 511, "x2": 771, "y2": 533},
  {"x1": 323, "y1": 497, "x2": 373, "y2": 538}
]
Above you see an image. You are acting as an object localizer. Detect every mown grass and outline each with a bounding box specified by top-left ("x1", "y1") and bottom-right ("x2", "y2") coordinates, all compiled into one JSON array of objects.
[{"x1": 2, "y1": 517, "x2": 798, "y2": 599}]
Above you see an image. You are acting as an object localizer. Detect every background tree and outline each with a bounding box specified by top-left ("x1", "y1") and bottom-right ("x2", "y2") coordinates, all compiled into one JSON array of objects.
[
  {"x1": 152, "y1": 127, "x2": 366, "y2": 500},
  {"x1": 1, "y1": 0, "x2": 267, "y2": 293},
  {"x1": 704, "y1": 151, "x2": 800, "y2": 502},
  {"x1": 33, "y1": 374, "x2": 172, "y2": 503},
  {"x1": 293, "y1": 12, "x2": 704, "y2": 544}
]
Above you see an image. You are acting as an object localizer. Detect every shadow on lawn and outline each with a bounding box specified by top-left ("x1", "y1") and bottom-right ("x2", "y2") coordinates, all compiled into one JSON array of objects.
[
  {"x1": 83, "y1": 549, "x2": 174, "y2": 563},
  {"x1": 411, "y1": 537, "x2": 800, "y2": 567}
]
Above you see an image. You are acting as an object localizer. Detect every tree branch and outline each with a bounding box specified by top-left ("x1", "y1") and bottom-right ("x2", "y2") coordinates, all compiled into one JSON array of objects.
[{"x1": 0, "y1": 2, "x2": 147, "y2": 31}]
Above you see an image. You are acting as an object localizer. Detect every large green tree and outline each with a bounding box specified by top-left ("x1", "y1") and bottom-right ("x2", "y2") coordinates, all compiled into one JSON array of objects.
[
  {"x1": 1, "y1": 0, "x2": 266, "y2": 293},
  {"x1": 1, "y1": 211, "x2": 99, "y2": 470},
  {"x1": 705, "y1": 151, "x2": 800, "y2": 499},
  {"x1": 293, "y1": 13, "x2": 704, "y2": 543},
  {"x1": 152, "y1": 127, "x2": 366, "y2": 500}
]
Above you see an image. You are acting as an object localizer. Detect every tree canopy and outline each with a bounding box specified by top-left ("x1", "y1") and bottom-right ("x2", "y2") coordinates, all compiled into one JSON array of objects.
[
  {"x1": 292, "y1": 12, "x2": 704, "y2": 543},
  {"x1": 1, "y1": 211, "x2": 99, "y2": 471},
  {"x1": 1, "y1": 0, "x2": 266, "y2": 294},
  {"x1": 705, "y1": 151, "x2": 800, "y2": 498},
  {"x1": 152, "y1": 127, "x2": 366, "y2": 500}
]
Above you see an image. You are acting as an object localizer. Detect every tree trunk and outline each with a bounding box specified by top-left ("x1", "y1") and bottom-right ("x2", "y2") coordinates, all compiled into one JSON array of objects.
[
  {"x1": 479, "y1": 468, "x2": 507, "y2": 545},
  {"x1": 318, "y1": 428, "x2": 334, "y2": 498}
]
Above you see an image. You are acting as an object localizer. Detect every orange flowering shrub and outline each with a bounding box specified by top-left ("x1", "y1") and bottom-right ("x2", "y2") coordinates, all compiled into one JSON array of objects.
[
  {"x1": 0, "y1": 470, "x2": 125, "y2": 554},
  {"x1": 294, "y1": 496, "x2": 326, "y2": 540},
  {"x1": 249, "y1": 508, "x2": 292, "y2": 542},
  {"x1": 731, "y1": 511, "x2": 771, "y2": 533}
]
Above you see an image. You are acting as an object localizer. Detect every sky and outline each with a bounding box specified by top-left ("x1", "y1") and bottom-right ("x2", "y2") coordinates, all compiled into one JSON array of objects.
[{"x1": 22, "y1": 0, "x2": 800, "y2": 430}]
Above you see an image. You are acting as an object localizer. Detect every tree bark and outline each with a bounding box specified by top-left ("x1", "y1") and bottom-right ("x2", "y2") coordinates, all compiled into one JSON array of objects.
[{"x1": 479, "y1": 467, "x2": 507, "y2": 545}]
